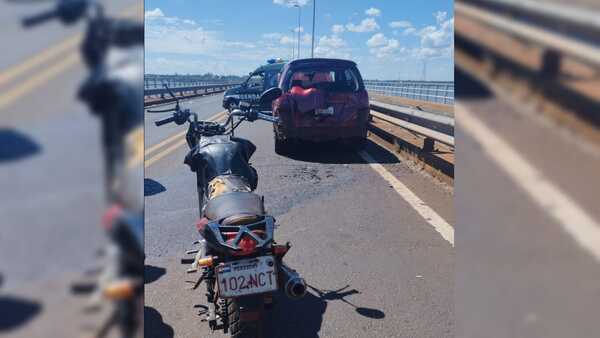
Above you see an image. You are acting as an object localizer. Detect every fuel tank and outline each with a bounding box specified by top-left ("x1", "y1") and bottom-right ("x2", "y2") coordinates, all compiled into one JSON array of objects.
[{"x1": 184, "y1": 135, "x2": 258, "y2": 191}]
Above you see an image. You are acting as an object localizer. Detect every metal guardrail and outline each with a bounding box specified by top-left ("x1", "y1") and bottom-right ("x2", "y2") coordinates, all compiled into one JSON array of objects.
[
  {"x1": 144, "y1": 74, "x2": 240, "y2": 90},
  {"x1": 143, "y1": 83, "x2": 239, "y2": 107},
  {"x1": 144, "y1": 84, "x2": 237, "y2": 97},
  {"x1": 364, "y1": 80, "x2": 454, "y2": 105},
  {"x1": 457, "y1": 1, "x2": 600, "y2": 69},
  {"x1": 369, "y1": 101, "x2": 455, "y2": 149}
]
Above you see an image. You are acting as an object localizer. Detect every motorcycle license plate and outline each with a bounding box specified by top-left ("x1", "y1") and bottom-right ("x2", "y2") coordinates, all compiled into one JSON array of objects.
[
  {"x1": 316, "y1": 106, "x2": 334, "y2": 115},
  {"x1": 216, "y1": 256, "x2": 277, "y2": 298}
]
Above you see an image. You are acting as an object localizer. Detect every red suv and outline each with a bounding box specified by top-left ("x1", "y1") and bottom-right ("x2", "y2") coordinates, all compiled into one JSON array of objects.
[{"x1": 271, "y1": 58, "x2": 369, "y2": 154}]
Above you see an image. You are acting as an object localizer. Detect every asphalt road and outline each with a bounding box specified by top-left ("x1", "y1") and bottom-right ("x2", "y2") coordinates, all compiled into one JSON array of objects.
[
  {"x1": 144, "y1": 93, "x2": 454, "y2": 338},
  {"x1": 0, "y1": 1, "x2": 141, "y2": 337},
  {"x1": 455, "y1": 69, "x2": 600, "y2": 338}
]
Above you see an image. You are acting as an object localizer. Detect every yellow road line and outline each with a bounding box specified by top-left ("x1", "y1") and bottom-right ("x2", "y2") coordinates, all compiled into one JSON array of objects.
[
  {"x1": 0, "y1": 34, "x2": 81, "y2": 87},
  {"x1": 144, "y1": 138, "x2": 188, "y2": 168},
  {"x1": 0, "y1": 4, "x2": 141, "y2": 110},
  {"x1": 0, "y1": 52, "x2": 79, "y2": 110},
  {"x1": 144, "y1": 129, "x2": 187, "y2": 157},
  {"x1": 145, "y1": 111, "x2": 228, "y2": 168}
]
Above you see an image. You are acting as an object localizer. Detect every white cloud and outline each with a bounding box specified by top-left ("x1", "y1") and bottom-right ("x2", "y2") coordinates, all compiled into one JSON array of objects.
[
  {"x1": 403, "y1": 27, "x2": 417, "y2": 35},
  {"x1": 314, "y1": 34, "x2": 350, "y2": 58},
  {"x1": 145, "y1": 11, "x2": 256, "y2": 56},
  {"x1": 366, "y1": 33, "x2": 401, "y2": 58},
  {"x1": 273, "y1": 0, "x2": 309, "y2": 7},
  {"x1": 332, "y1": 24, "x2": 345, "y2": 34},
  {"x1": 365, "y1": 7, "x2": 381, "y2": 17},
  {"x1": 262, "y1": 32, "x2": 284, "y2": 40},
  {"x1": 389, "y1": 21, "x2": 411, "y2": 29},
  {"x1": 419, "y1": 17, "x2": 453, "y2": 49},
  {"x1": 346, "y1": 17, "x2": 379, "y2": 32},
  {"x1": 280, "y1": 35, "x2": 296, "y2": 45},
  {"x1": 434, "y1": 11, "x2": 448, "y2": 25},
  {"x1": 366, "y1": 33, "x2": 387, "y2": 47},
  {"x1": 294, "y1": 26, "x2": 304, "y2": 33},
  {"x1": 320, "y1": 35, "x2": 346, "y2": 49},
  {"x1": 278, "y1": 33, "x2": 311, "y2": 46},
  {"x1": 145, "y1": 8, "x2": 164, "y2": 19}
]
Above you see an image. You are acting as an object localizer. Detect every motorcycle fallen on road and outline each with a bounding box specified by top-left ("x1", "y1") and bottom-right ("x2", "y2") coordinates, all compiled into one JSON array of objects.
[
  {"x1": 149, "y1": 87, "x2": 307, "y2": 338},
  {"x1": 22, "y1": 1, "x2": 144, "y2": 337}
]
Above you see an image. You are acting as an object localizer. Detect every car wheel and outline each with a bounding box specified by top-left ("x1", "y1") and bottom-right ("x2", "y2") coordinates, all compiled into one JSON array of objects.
[{"x1": 274, "y1": 136, "x2": 290, "y2": 155}]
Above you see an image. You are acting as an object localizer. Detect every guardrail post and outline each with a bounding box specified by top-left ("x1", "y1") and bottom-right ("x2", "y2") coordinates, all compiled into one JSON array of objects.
[
  {"x1": 423, "y1": 137, "x2": 435, "y2": 152},
  {"x1": 541, "y1": 49, "x2": 561, "y2": 78}
]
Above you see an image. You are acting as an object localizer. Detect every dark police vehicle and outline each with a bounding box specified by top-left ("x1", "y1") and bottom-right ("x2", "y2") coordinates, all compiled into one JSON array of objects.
[{"x1": 222, "y1": 58, "x2": 286, "y2": 111}]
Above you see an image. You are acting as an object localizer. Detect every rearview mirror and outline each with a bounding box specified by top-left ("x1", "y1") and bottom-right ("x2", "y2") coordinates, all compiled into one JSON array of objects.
[{"x1": 259, "y1": 87, "x2": 282, "y2": 104}]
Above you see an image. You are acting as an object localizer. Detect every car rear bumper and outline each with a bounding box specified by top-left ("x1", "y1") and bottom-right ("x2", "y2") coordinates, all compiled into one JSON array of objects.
[{"x1": 278, "y1": 125, "x2": 367, "y2": 142}]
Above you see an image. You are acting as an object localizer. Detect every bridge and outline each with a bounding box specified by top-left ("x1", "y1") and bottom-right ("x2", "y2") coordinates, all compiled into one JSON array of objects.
[{"x1": 455, "y1": 0, "x2": 600, "y2": 336}]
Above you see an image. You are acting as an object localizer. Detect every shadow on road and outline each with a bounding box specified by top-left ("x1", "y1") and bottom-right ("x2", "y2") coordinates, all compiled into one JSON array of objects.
[
  {"x1": 266, "y1": 284, "x2": 384, "y2": 337},
  {"x1": 308, "y1": 284, "x2": 385, "y2": 320},
  {"x1": 0, "y1": 128, "x2": 41, "y2": 163},
  {"x1": 144, "y1": 178, "x2": 166, "y2": 196},
  {"x1": 144, "y1": 265, "x2": 166, "y2": 284},
  {"x1": 0, "y1": 295, "x2": 42, "y2": 332},
  {"x1": 144, "y1": 306, "x2": 174, "y2": 338},
  {"x1": 455, "y1": 68, "x2": 493, "y2": 99},
  {"x1": 284, "y1": 139, "x2": 399, "y2": 165}
]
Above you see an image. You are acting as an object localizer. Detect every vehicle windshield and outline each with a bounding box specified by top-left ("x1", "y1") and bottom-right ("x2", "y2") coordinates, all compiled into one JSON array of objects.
[
  {"x1": 264, "y1": 70, "x2": 280, "y2": 89},
  {"x1": 286, "y1": 67, "x2": 361, "y2": 92}
]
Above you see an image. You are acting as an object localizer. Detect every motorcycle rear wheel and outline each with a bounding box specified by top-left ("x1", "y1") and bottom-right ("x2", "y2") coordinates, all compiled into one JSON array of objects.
[{"x1": 227, "y1": 298, "x2": 264, "y2": 338}]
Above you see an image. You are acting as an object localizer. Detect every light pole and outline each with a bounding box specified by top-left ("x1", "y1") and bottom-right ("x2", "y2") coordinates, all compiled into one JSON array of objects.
[
  {"x1": 290, "y1": 28, "x2": 296, "y2": 60},
  {"x1": 311, "y1": 0, "x2": 316, "y2": 58},
  {"x1": 294, "y1": 3, "x2": 301, "y2": 59}
]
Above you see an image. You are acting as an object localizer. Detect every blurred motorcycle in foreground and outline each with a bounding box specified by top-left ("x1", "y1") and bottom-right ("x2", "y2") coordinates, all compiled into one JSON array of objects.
[{"x1": 22, "y1": 0, "x2": 144, "y2": 337}]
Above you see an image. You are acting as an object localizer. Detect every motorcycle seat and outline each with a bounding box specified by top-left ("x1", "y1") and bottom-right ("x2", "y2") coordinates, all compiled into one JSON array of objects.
[{"x1": 204, "y1": 191, "x2": 265, "y2": 223}]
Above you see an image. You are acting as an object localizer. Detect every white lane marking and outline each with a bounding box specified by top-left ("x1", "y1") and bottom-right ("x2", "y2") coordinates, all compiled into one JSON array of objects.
[
  {"x1": 358, "y1": 150, "x2": 454, "y2": 246},
  {"x1": 456, "y1": 103, "x2": 600, "y2": 262}
]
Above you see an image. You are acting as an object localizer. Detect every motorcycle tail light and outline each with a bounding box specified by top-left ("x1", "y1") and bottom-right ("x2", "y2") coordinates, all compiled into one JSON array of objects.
[{"x1": 238, "y1": 235, "x2": 257, "y2": 255}]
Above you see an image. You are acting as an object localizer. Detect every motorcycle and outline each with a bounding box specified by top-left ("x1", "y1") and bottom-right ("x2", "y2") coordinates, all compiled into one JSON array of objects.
[
  {"x1": 149, "y1": 87, "x2": 307, "y2": 337},
  {"x1": 22, "y1": 1, "x2": 144, "y2": 337}
]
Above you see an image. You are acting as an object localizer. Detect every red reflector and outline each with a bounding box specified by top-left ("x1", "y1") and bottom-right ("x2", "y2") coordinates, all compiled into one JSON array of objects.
[
  {"x1": 273, "y1": 244, "x2": 289, "y2": 256},
  {"x1": 196, "y1": 217, "x2": 209, "y2": 232},
  {"x1": 101, "y1": 204, "x2": 123, "y2": 230},
  {"x1": 239, "y1": 235, "x2": 257, "y2": 254},
  {"x1": 223, "y1": 232, "x2": 238, "y2": 241}
]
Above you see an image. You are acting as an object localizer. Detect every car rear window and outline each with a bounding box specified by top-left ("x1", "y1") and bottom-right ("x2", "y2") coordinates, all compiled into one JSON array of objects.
[{"x1": 286, "y1": 67, "x2": 362, "y2": 92}]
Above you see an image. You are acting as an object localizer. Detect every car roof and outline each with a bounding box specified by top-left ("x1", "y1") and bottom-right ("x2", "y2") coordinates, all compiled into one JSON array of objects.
[
  {"x1": 286, "y1": 58, "x2": 357, "y2": 70},
  {"x1": 253, "y1": 62, "x2": 285, "y2": 74}
]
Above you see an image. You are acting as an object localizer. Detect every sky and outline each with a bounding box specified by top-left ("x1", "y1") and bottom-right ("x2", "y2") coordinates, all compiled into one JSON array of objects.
[{"x1": 144, "y1": 0, "x2": 454, "y2": 81}]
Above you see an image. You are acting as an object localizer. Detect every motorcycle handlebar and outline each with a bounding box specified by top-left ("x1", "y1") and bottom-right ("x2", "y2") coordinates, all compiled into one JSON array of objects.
[
  {"x1": 155, "y1": 116, "x2": 176, "y2": 127},
  {"x1": 22, "y1": 9, "x2": 58, "y2": 27},
  {"x1": 256, "y1": 112, "x2": 278, "y2": 123}
]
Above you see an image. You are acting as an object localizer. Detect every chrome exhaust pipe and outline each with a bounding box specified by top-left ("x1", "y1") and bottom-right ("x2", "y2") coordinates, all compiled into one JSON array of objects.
[{"x1": 279, "y1": 263, "x2": 306, "y2": 299}]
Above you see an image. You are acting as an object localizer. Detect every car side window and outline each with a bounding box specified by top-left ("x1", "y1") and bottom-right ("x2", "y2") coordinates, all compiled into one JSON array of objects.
[
  {"x1": 247, "y1": 72, "x2": 264, "y2": 89},
  {"x1": 343, "y1": 69, "x2": 359, "y2": 92}
]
